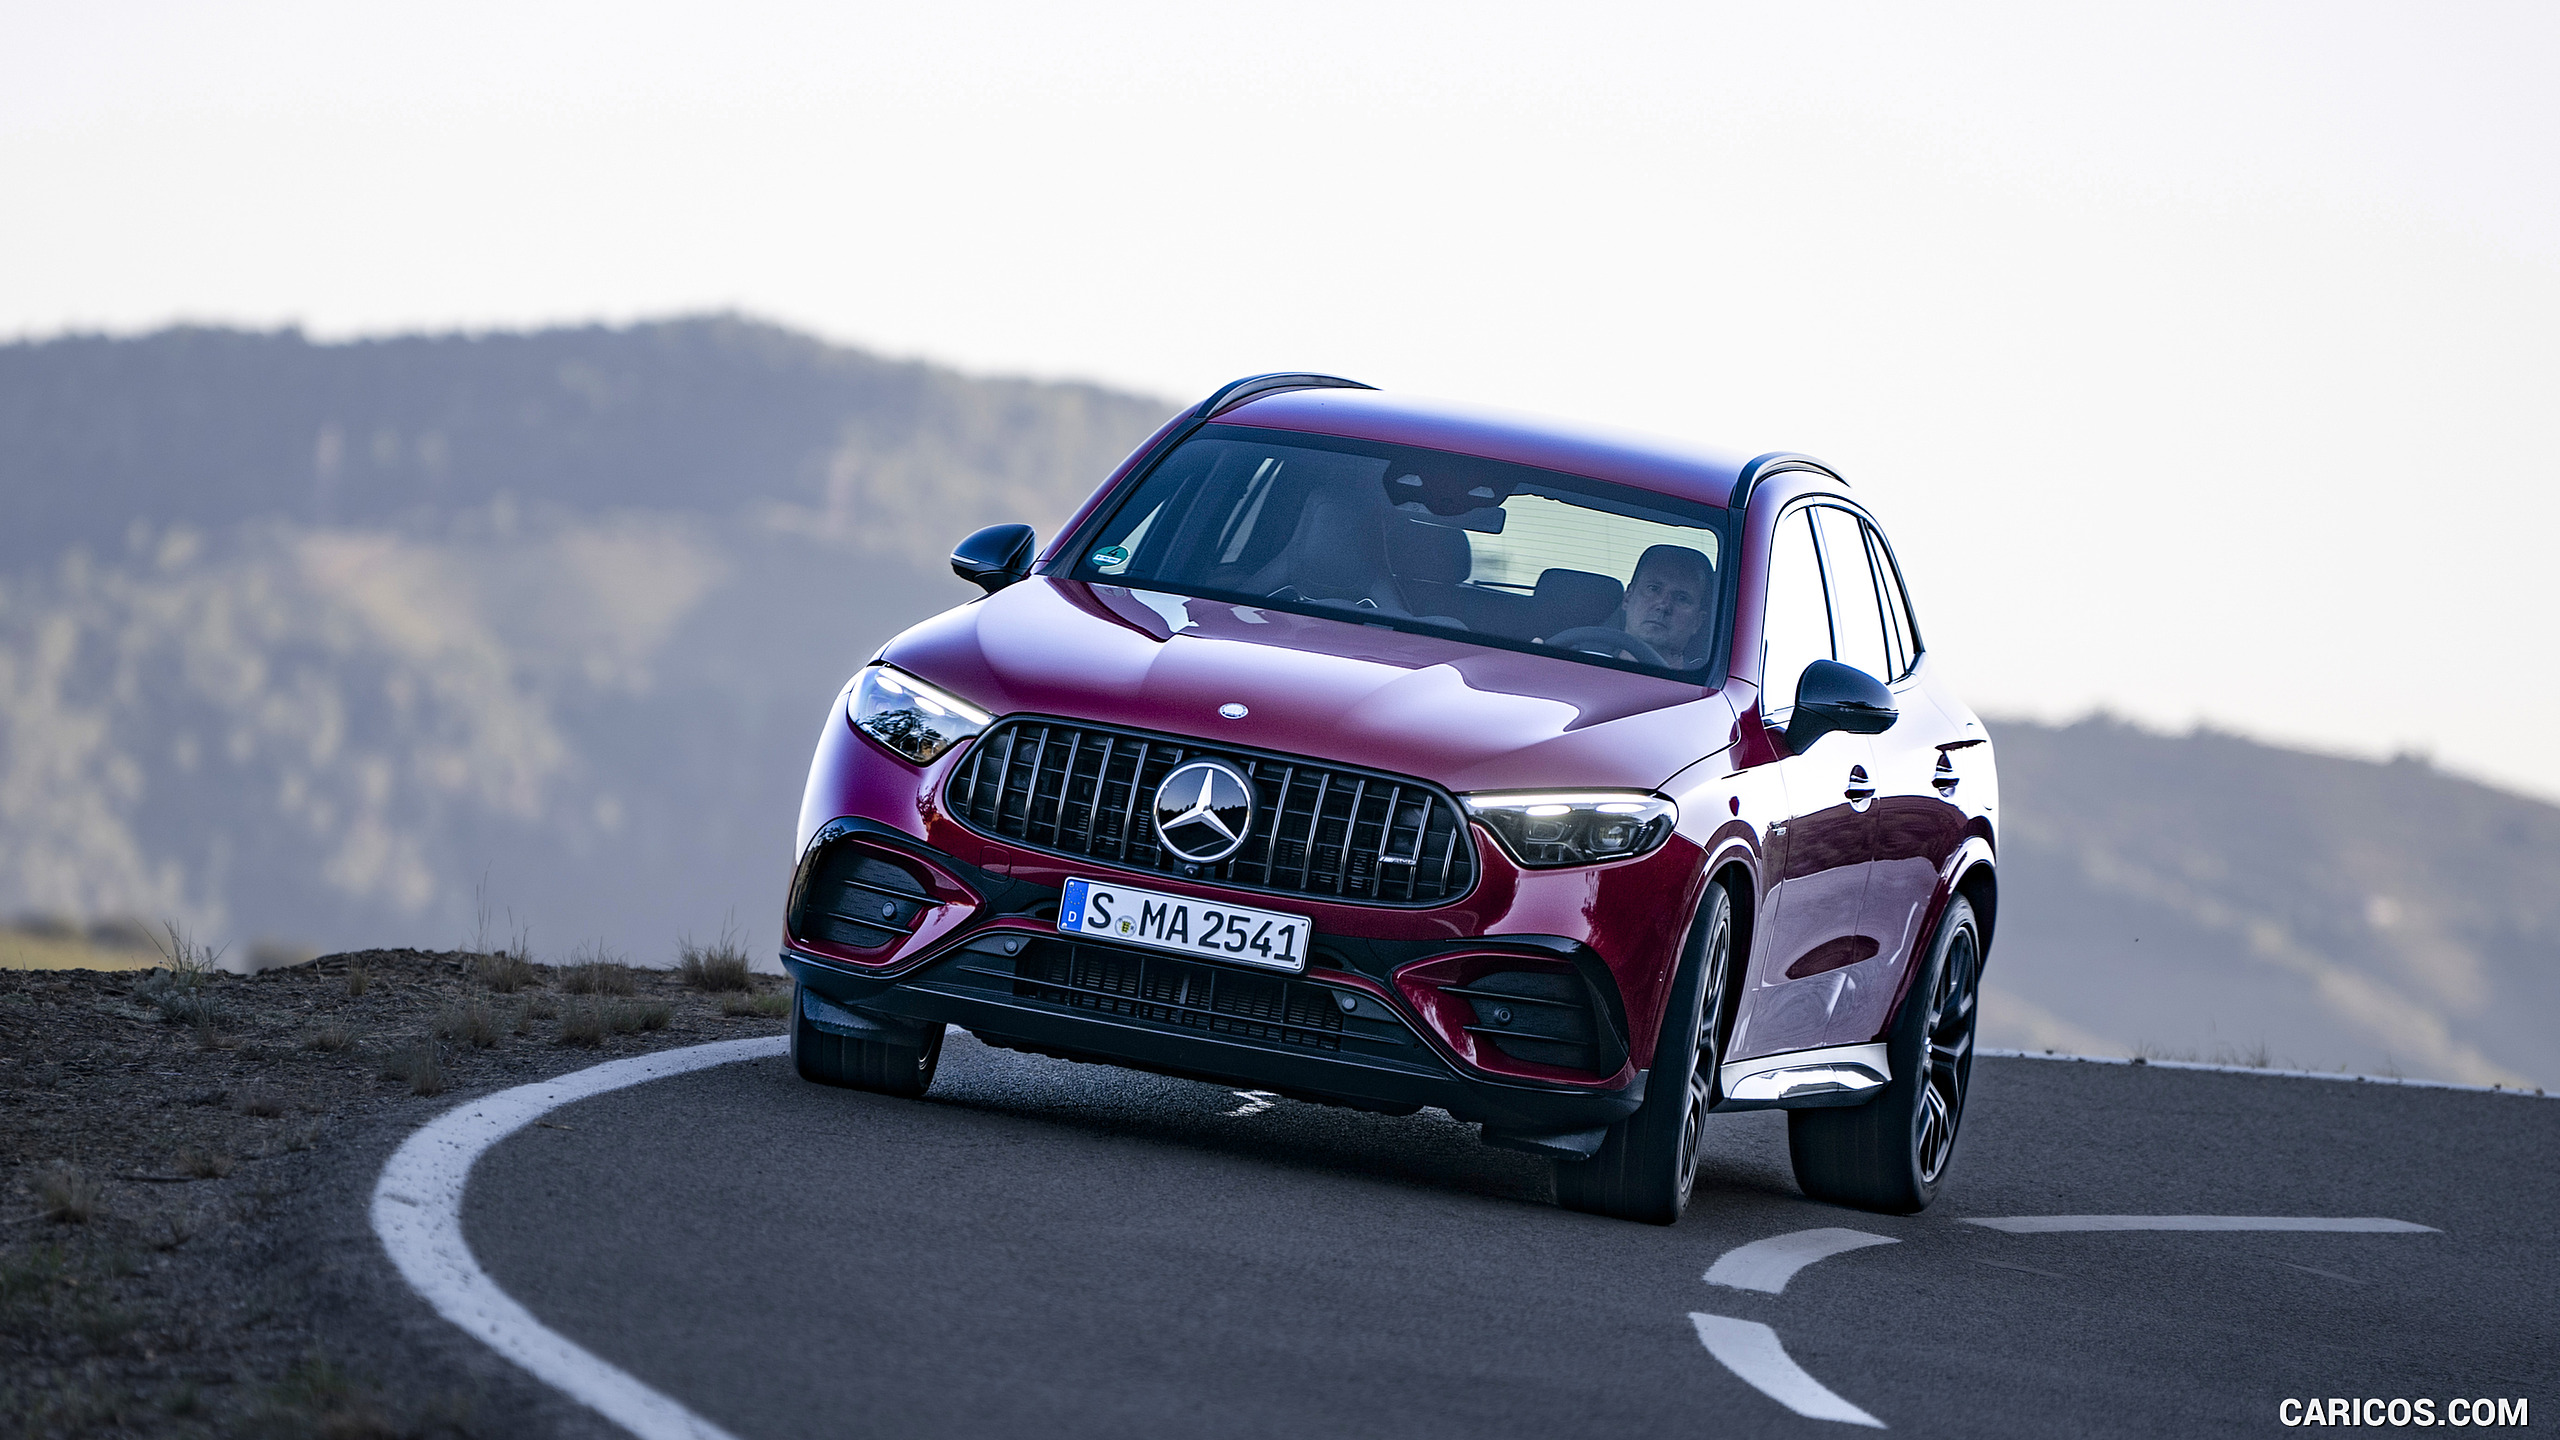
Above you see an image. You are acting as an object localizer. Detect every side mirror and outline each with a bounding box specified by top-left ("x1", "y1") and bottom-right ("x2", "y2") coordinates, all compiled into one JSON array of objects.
[
  {"x1": 1783, "y1": 659, "x2": 1897, "y2": 755},
  {"x1": 951, "y1": 524, "x2": 1036, "y2": 594}
]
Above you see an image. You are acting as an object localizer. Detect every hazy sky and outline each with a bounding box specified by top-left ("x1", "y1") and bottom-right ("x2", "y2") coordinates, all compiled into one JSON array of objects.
[{"x1": 8, "y1": 2, "x2": 2557, "y2": 799}]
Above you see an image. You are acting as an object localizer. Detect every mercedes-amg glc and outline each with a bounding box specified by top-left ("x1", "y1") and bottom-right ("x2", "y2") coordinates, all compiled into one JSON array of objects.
[{"x1": 781, "y1": 374, "x2": 1999, "y2": 1222}]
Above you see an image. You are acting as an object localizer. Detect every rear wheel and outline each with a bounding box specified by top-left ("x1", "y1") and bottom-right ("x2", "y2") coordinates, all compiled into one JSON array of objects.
[
  {"x1": 1555, "y1": 882, "x2": 1734, "y2": 1225},
  {"x1": 789, "y1": 981, "x2": 944, "y2": 1097},
  {"x1": 1788, "y1": 893, "x2": 1980, "y2": 1213}
]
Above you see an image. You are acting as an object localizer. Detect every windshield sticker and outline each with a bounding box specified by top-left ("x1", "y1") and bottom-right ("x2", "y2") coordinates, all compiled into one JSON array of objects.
[{"x1": 1089, "y1": 546, "x2": 1130, "y2": 568}]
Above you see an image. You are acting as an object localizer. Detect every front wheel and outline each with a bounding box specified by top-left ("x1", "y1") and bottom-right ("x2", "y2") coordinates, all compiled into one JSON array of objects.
[
  {"x1": 789, "y1": 981, "x2": 944, "y2": 1097},
  {"x1": 1554, "y1": 882, "x2": 1733, "y2": 1225},
  {"x1": 1788, "y1": 893, "x2": 1981, "y2": 1214}
]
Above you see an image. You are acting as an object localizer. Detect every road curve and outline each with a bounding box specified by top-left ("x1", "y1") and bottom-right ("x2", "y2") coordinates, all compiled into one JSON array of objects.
[{"x1": 454, "y1": 1039, "x2": 2556, "y2": 1438}]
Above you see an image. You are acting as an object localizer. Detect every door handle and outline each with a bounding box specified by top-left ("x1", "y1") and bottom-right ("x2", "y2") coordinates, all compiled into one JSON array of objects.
[
  {"x1": 1933, "y1": 753, "x2": 1960, "y2": 794},
  {"x1": 1844, "y1": 764, "x2": 1875, "y2": 802}
]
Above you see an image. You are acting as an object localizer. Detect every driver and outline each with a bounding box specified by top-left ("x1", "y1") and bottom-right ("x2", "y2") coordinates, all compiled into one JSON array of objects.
[{"x1": 1612, "y1": 544, "x2": 1712, "y2": 666}]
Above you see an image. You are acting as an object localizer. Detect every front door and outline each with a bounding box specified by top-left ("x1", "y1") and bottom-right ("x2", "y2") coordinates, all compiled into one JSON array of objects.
[{"x1": 1730, "y1": 504, "x2": 1880, "y2": 1062}]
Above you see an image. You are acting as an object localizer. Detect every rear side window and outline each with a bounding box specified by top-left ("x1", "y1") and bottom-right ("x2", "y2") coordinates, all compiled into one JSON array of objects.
[
  {"x1": 1864, "y1": 522, "x2": 1921, "y2": 679},
  {"x1": 1760, "y1": 507, "x2": 1831, "y2": 714},
  {"x1": 1812, "y1": 506, "x2": 1893, "y2": 684}
]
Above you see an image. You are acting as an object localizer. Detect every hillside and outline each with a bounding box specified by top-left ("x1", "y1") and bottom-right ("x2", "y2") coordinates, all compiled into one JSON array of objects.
[
  {"x1": 0, "y1": 318, "x2": 2550, "y2": 1088},
  {"x1": 1980, "y1": 716, "x2": 2558, "y2": 1087},
  {"x1": 0, "y1": 318, "x2": 1176, "y2": 967}
]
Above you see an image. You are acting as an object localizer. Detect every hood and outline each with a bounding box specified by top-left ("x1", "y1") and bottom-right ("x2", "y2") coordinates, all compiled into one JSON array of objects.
[{"x1": 881, "y1": 578, "x2": 1737, "y2": 793}]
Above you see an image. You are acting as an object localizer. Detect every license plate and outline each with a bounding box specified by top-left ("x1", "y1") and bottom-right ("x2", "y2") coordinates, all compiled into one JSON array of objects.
[{"x1": 1058, "y1": 878, "x2": 1311, "y2": 974}]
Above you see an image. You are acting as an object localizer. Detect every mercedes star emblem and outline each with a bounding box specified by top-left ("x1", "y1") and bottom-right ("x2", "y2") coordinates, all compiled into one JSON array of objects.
[{"x1": 1152, "y1": 758, "x2": 1256, "y2": 864}]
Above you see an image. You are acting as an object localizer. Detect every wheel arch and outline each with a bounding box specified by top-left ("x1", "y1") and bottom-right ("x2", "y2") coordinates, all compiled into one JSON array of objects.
[
  {"x1": 1951, "y1": 854, "x2": 1998, "y2": 964},
  {"x1": 1704, "y1": 855, "x2": 1757, "y2": 1099}
]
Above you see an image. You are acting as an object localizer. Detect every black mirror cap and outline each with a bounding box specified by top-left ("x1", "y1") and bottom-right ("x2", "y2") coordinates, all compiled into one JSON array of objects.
[
  {"x1": 1783, "y1": 658, "x2": 1898, "y2": 754},
  {"x1": 951, "y1": 524, "x2": 1037, "y2": 594}
]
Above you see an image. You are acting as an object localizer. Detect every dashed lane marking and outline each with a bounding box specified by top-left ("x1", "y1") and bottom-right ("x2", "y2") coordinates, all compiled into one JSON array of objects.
[
  {"x1": 1963, "y1": 1215, "x2": 2438, "y2": 1234},
  {"x1": 1688, "y1": 1314, "x2": 1885, "y2": 1428},
  {"x1": 1705, "y1": 1227, "x2": 1898, "y2": 1295},
  {"x1": 372, "y1": 1036, "x2": 784, "y2": 1440},
  {"x1": 1689, "y1": 1215, "x2": 2439, "y2": 1426}
]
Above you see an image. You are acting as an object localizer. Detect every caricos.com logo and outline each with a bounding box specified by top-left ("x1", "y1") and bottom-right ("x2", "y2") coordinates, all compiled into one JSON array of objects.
[{"x1": 2281, "y1": 1397, "x2": 2528, "y2": 1428}]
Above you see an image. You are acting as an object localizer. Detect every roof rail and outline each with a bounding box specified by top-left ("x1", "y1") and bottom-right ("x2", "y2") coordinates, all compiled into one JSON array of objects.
[
  {"x1": 1727, "y1": 452, "x2": 1844, "y2": 510},
  {"x1": 1197, "y1": 372, "x2": 1374, "y2": 419}
]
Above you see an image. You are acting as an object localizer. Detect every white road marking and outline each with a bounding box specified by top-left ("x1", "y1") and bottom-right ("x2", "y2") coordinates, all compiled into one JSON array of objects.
[
  {"x1": 1223, "y1": 1090, "x2": 1280, "y2": 1117},
  {"x1": 1705, "y1": 1227, "x2": 1899, "y2": 1294},
  {"x1": 372, "y1": 1036, "x2": 784, "y2": 1440},
  {"x1": 1689, "y1": 1314, "x2": 1885, "y2": 1428},
  {"x1": 1978, "y1": 1048, "x2": 2552, "y2": 1099},
  {"x1": 1964, "y1": 1215, "x2": 2438, "y2": 1234}
]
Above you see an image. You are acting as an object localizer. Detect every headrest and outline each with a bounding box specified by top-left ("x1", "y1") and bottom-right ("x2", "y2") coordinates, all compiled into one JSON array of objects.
[
  {"x1": 1389, "y1": 518, "x2": 1472, "y2": 585},
  {"x1": 1534, "y1": 568, "x2": 1623, "y2": 628}
]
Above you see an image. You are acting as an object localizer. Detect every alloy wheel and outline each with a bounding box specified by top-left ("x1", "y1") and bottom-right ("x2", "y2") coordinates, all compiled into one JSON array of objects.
[{"x1": 1912, "y1": 921, "x2": 1979, "y2": 1185}]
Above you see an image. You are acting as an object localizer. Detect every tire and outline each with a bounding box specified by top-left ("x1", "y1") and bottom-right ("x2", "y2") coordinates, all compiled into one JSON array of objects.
[
  {"x1": 1555, "y1": 882, "x2": 1734, "y2": 1225},
  {"x1": 1788, "y1": 893, "x2": 1981, "y2": 1214},
  {"x1": 789, "y1": 981, "x2": 944, "y2": 1097}
]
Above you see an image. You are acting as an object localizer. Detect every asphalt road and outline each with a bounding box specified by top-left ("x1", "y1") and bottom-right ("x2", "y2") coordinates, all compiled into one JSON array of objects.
[{"x1": 463, "y1": 1038, "x2": 2556, "y2": 1438}]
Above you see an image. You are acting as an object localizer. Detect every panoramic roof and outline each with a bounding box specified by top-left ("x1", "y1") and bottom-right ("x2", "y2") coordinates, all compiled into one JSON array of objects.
[{"x1": 1216, "y1": 386, "x2": 1754, "y2": 510}]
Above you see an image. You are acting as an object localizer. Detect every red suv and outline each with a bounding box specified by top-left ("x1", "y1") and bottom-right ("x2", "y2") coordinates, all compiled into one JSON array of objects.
[{"x1": 782, "y1": 375, "x2": 1998, "y2": 1223}]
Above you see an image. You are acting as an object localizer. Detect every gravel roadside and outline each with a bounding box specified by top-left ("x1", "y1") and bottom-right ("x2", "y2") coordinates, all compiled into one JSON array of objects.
[{"x1": 3, "y1": 948, "x2": 790, "y2": 1438}]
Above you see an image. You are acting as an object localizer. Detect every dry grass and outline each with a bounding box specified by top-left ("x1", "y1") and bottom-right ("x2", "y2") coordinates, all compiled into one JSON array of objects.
[
  {"x1": 558, "y1": 944, "x2": 637, "y2": 996},
  {"x1": 378, "y1": 1042, "x2": 446, "y2": 1096},
  {"x1": 176, "y1": 1147, "x2": 236, "y2": 1180},
  {"x1": 346, "y1": 963, "x2": 371, "y2": 997},
  {"x1": 237, "y1": 1088, "x2": 289, "y2": 1118},
  {"x1": 724, "y1": 990, "x2": 790, "y2": 1018},
  {"x1": 34, "y1": 1162, "x2": 102, "y2": 1223},
  {"x1": 474, "y1": 946, "x2": 539, "y2": 994},
  {"x1": 558, "y1": 1000, "x2": 606, "y2": 1048},
  {"x1": 431, "y1": 999, "x2": 504, "y2": 1049},
  {"x1": 678, "y1": 927, "x2": 753, "y2": 992},
  {"x1": 615, "y1": 999, "x2": 673, "y2": 1034},
  {"x1": 304, "y1": 1021, "x2": 357, "y2": 1053},
  {"x1": 255, "y1": 1352, "x2": 399, "y2": 1440}
]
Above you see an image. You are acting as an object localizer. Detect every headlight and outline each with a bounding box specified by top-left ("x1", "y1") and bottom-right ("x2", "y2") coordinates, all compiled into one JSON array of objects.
[
  {"x1": 1462, "y1": 791, "x2": 1677, "y2": 868},
  {"x1": 847, "y1": 665, "x2": 993, "y2": 765}
]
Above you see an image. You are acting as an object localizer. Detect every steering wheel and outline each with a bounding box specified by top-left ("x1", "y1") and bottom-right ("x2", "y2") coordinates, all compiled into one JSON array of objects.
[{"x1": 1543, "y1": 626, "x2": 1666, "y2": 667}]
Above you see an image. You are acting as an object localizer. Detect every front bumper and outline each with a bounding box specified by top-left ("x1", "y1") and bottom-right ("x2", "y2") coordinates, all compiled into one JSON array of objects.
[
  {"x1": 785, "y1": 934, "x2": 1645, "y2": 1137},
  {"x1": 779, "y1": 819, "x2": 1649, "y2": 1139}
]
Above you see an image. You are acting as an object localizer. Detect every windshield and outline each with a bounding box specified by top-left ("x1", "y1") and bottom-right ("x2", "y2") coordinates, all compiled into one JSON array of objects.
[{"x1": 1066, "y1": 425, "x2": 1729, "y2": 679}]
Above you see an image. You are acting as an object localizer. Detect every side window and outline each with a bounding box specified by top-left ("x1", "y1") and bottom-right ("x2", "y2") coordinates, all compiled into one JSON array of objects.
[
  {"x1": 1812, "y1": 507, "x2": 1891, "y2": 683},
  {"x1": 1760, "y1": 507, "x2": 1832, "y2": 714},
  {"x1": 1864, "y1": 522, "x2": 1921, "y2": 679}
]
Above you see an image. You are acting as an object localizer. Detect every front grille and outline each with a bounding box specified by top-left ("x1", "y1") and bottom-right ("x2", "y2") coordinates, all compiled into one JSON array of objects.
[
  {"x1": 1004, "y1": 938, "x2": 1347, "y2": 1052},
  {"x1": 943, "y1": 718, "x2": 1476, "y2": 905}
]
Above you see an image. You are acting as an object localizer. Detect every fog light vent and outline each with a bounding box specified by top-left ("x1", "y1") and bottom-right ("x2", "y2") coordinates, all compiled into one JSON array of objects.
[{"x1": 1439, "y1": 970, "x2": 1601, "y2": 1071}]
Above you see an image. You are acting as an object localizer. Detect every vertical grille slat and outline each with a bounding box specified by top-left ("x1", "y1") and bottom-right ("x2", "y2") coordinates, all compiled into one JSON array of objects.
[
  {"x1": 1256, "y1": 764, "x2": 1296, "y2": 885},
  {"x1": 1044, "y1": 732, "x2": 1084, "y2": 847},
  {"x1": 1295, "y1": 773, "x2": 1332, "y2": 890},
  {"x1": 1331, "y1": 779, "x2": 1368, "y2": 896},
  {"x1": 944, "y1": 718, "x2": 1475, "y2": 907},
  {"x1": 1116, "y1": 741, "x2": 1152, "y2": 861}
]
